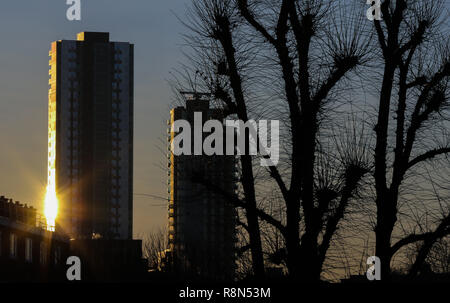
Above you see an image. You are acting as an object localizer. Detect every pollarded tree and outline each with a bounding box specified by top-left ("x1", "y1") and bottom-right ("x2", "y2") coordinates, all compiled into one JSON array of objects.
[
  {"x1": 175, "y1": 0, "x2": 373, "y2": 281},
  {"x1": 369, "y1": 0, "x2": 450, "y2": 280}
]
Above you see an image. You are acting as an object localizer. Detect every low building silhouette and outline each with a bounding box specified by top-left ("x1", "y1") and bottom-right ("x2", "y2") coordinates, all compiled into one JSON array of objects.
[{"x1": 0, "y1": 196, "x2": 70, "y2": 282}]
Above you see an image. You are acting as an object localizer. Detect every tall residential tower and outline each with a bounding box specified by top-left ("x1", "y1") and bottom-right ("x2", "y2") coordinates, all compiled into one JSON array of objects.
[
  {"x1": 48, "y1": 32, "x2": 133, "y2": 240},
  {"x1": 168, "y1": 96, "x2": 236, "y2": 280}
]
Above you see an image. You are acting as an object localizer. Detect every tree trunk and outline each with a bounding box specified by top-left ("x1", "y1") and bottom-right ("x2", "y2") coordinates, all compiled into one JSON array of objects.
[
  {"x1": 298, "y1": 232, "x2": 321, "y2": 281},
  {"x1": 375, "y1": 192, "x2": 397, "y2": 281},
  {"x1": 374, "y1": 60, "x2": 397, "y2": 280},
  {"x1": 241, "y1": 154, "x2": 265, "y2": 279},
  {"x1": 285, "y1": 196, "x2": 301, "y2": 279}
]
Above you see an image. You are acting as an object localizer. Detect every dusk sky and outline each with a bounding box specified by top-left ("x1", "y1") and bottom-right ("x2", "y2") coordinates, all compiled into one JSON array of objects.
[{"x1": 0, "y1": 0, "x2": 191, "y2": 236}]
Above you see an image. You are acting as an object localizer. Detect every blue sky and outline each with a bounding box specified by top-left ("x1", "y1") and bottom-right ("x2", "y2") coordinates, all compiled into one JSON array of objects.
[{"x1": 0, "y1": 0, "x2": 191, "y2": 235}]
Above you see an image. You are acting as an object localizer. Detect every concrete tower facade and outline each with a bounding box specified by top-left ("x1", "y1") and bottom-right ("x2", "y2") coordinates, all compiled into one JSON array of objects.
[
  {"x1": 48, "y1": 32, "x2": 133, "y2": 240},
  {"x1": 168, "y1": 96, "x2": 236, "y2": 280}
]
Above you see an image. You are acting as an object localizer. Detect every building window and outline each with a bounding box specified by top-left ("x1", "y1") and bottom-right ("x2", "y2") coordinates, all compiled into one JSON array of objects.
[
  {"x1": 10, "y1": 233, "x2": 18, "y2": 258},
  {"x1": 40, "y1": 242, "x2": 47, "y2": 265},
  {"x1": 25, "y1": 238, "x2": 33, "y2": 262}
]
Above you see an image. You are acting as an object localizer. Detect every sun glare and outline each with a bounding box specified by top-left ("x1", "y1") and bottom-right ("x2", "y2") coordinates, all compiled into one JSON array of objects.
[
  {"x1": 46, "y1": 73, "x2": 58, "y2": 232},
  {"x1": 44, "y1": 184, "x2": 58, "y2": 231}
]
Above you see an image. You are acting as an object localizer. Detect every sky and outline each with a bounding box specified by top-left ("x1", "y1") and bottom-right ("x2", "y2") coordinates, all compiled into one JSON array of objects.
[{"x1": 0, "y1": 0, "x2": 191, "y2": 236}]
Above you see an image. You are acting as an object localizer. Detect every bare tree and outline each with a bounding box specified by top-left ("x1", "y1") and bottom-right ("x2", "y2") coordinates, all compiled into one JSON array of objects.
[
  {"x1": 172, "y1": 0, "x2": 450, "y2": 282},
  {"x1": 425, "y1": 237, "x2": 450, "y2": 274},
  {"x1": 369, "y1": 0, "x2": 450, "y2": 279},
  {"x1": 143, "y1": 228, "x2": 169, "y2": 271},
  {"x1": 174, "y1": 0, "x2": 373, "y2": 281}
]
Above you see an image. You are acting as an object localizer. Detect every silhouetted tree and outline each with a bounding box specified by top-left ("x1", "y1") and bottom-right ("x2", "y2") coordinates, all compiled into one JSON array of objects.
[
  {"x1": 143, "y1": 228, "x2": 169, "y2": 271},
  {"x1": 370, "y1": 0, "x2": 450, "y2": 280},
  {"x1": 174, "y1": 0, "x2": 372, "y2": 281},
  {"x1": 173, "y1": 0, "x2": 450, "y2": 282}
]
